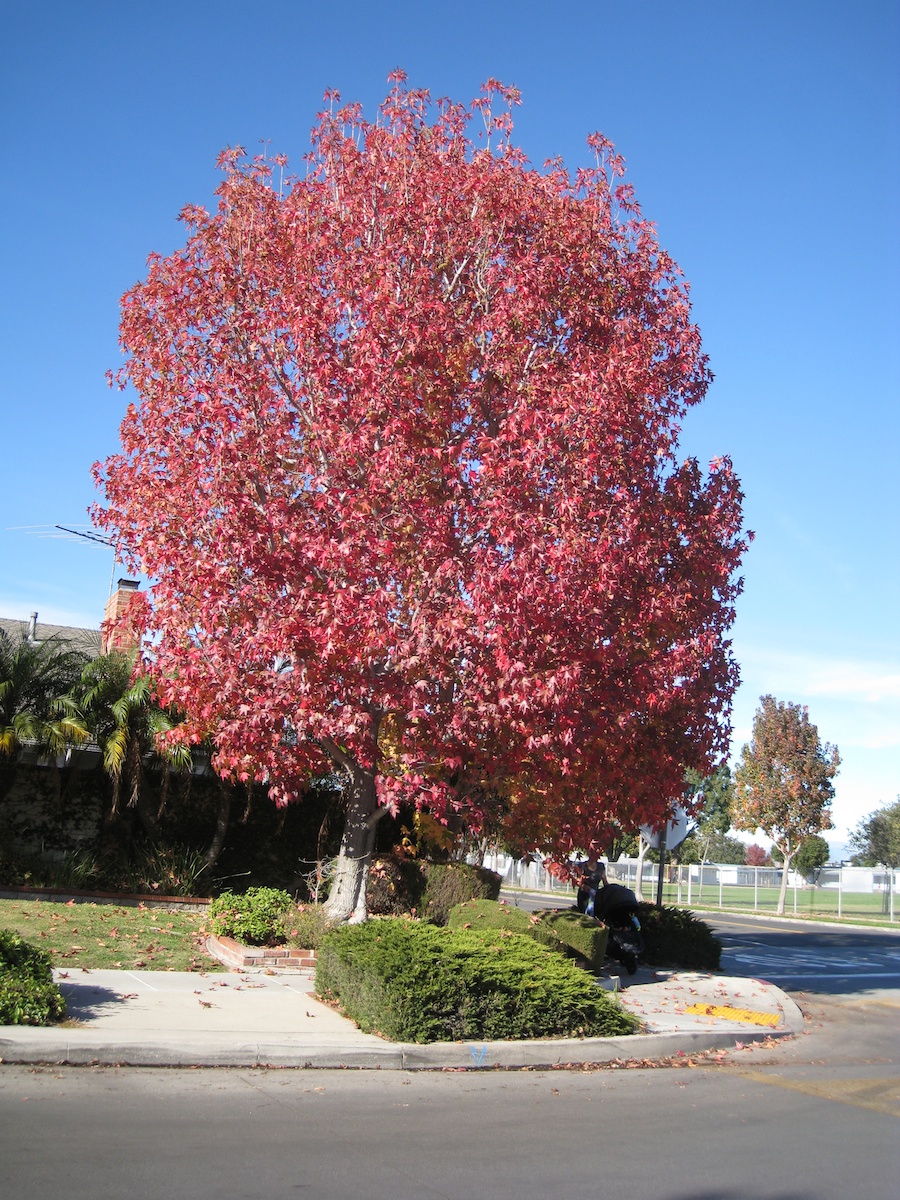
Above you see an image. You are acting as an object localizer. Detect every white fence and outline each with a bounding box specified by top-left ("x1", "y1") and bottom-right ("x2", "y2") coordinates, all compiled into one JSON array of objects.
[{"x1": 486, "y1": 852, "x2": 899, "y2": 923}]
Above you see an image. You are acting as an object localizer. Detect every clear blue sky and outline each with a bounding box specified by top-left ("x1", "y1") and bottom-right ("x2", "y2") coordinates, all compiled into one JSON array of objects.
[{"x1": 1, "y1": 1, "x2": 897, "y2": 848}]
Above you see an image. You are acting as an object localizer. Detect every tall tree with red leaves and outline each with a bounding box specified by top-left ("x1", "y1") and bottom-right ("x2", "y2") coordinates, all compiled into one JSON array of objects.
[{"x1": 95, "y1": 75, "x2": 749, "y2": 921}]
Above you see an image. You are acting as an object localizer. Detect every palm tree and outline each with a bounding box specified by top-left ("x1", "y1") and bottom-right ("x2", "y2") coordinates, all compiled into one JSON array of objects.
[
  {"x1": 0, "y1": 627, "x2": 89, "y2": 800},
  {"x1": 76, "y1": 650, "x2": 192, "y2": 822}
]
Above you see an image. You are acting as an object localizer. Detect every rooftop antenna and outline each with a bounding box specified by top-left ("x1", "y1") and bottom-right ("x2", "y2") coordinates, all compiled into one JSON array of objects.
[
  {"x1": 54, "y1": 525, "x2": 119, "y2": 597},
  {"x1": 7, "y1": 524, "x2": 123, "y2": 599}
]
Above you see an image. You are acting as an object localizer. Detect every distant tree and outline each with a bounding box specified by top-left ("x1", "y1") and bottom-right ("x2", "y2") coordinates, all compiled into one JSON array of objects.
[
  {"x1": 675, "y1": 764, "x2": 734, "y2": 864},
  {"x1": 606, "y1": 828, "x2": 640, "y2": 861},
  {"x1": 679, "y1": 829, "x2": 747, "y2": 865},
  {"x1": 734, "y1": 695, "x2": 839, "y2": 914},
  {"x1": 745, "y1": 843, "x2": 771, "y2": 867},
  {"x1": 849, "y1": 797, "x2": 900, "y2": 868},
  {"x1": 772, "y1": 833, "x2": 830, "y2": 877}
]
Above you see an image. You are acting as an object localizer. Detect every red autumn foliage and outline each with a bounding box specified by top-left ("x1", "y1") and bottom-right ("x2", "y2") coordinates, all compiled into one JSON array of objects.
[
  {"x1": 745, "y1": 843, "x2": 772, "y2": 867},
  {"x1": 95, "y1": 76, "x2": 749, "y2": 919}
]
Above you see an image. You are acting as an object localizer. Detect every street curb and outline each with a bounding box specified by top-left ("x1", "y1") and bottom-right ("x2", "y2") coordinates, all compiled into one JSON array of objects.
[{"x1": 0, "y1": 1026, "x2": 794, "y2": 1070}]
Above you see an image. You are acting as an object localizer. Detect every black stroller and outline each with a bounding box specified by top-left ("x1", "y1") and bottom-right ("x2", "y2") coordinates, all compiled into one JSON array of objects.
[{"x1": 576, "y1": 864, "x2": 644, "y2": 975}]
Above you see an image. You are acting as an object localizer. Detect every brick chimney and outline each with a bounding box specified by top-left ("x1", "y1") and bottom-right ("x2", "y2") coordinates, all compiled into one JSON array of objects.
[{"x1": 102, "y1": 579, "x2": 140, "y2": 655}]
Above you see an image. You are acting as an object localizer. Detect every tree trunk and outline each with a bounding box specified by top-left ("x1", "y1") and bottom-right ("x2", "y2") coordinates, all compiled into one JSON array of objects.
[
  {"x1": 776, "y1": 845, "x2": 793, "y2": 915},
  {"x1": 324, "y1": 765, "x2": 382, "y2": 924},
  {"x1": 204, "y1": 780, "x2": 232, "y2": 870}
]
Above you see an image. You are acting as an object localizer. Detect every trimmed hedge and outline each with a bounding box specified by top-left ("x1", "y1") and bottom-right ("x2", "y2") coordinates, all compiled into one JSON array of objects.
[
  {"x1": 421, "y1": 863, "x2": 502, "y2": 925},
  {"x1": 447, "y1": 899, "x2": 609, "y2": 970},
  {"x1": 208, "y1": 886, "x2": 294, "y2": 946},
  {"x1": 637, "y1": 904, "x2": 722, "y2": 970},
  {"x1": 536, "y1": 909, "x2": 609, "y2": 971},
  {"x1": 448, "y1": 898, "x2": 561, "y2": 945},
  {"x1": 0, "y1": 929, "x2": 67, "y2": 1026},
  {"x1": 315, "y1": 918, "x2": 638, "y2": 1043},
  {"x1": 367, "y1": 856, "x2": 427, "y2": 916}
]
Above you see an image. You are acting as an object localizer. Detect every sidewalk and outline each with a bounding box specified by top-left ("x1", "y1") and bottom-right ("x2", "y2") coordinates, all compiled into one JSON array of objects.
[{"x1": 0, "y1": 964, "x2": 804, "y2": 1070}]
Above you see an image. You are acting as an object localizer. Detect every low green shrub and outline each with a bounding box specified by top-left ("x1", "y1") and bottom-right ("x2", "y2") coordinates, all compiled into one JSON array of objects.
[
  {"x1": 447, "y1": 898, "x2": 562, "y2": 948},
  {"x1": 0, "y1": 929, "x2": 67, "y2": 1025},
  {"x1": 0, "y1": 840, "x2": 210, "y2": 898},
  {"x1": 637, "y1": 904, "x2": 722, "y2": 970},
  {"x1": 315, "y1": 918, "x2": 638, "y2": 1043},
  {"x1": 448, "y1": 900, "x2": 608, "y2": 969},
  {"x1": 535, "y1": 909, "x2": 610, "y2": 970},
  {"x1": 208, "y1": 886, "x2": 293, "y2": 946},
  {"x1": 421, "y1": 862, "x2": 502, "y2": 925},
  {"x1": 283, "y1": 903, "x2": 334, "y2": 951}
]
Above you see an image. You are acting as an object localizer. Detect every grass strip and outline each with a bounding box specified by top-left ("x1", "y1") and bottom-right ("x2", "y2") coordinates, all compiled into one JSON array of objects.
[{"x1": 0, "y1": 898, "x2": 221, "y2": 972}]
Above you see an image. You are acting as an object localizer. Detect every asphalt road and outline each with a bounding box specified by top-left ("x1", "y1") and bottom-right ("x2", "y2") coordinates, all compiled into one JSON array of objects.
[
  {"x1": 505, "y1": 889, "x2": 900, "y2": 996},
  {"x1": 706, "y1": 911, "x2": 900, "y2": 995},
  {"x1": 1, "y1": 1043, "x2": 897, "y2": 1200},
  {"x1": 2, "y1": 901, "x2": 898, "y2": 1198}
]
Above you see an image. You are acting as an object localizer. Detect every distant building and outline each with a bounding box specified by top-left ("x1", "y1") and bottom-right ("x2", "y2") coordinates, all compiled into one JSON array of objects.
[
  {"x1": 0, "y1": 612, "x2": 101, "y2": 659},
  {"x1": 0, "y1": 579, "x2": 141, "y2": 660}
]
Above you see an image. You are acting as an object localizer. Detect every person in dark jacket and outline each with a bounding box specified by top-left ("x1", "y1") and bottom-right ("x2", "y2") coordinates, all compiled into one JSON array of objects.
[{"x1": 576, "y1": 858, "x2": 607, "y2": 917}]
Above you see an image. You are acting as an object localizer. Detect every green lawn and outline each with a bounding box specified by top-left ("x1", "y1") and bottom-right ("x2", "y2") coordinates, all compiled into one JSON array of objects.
[
  {"x1": 0, "y1": 898, "x2": 223, "y2": 971},
  {"x1": 653, "y1": 882, "x2": 898, "y2": 925}
]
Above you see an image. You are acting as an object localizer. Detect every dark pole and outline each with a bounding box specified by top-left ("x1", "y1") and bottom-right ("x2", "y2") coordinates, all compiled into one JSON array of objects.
[{"x1": 656, "y1": 820, "x2": 668, "y2": 908}]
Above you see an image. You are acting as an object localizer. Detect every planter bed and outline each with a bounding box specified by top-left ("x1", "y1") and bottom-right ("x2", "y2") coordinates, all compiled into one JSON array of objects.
[{"x1": 206, "y1": 933, "x2": 316, "y2": 971}]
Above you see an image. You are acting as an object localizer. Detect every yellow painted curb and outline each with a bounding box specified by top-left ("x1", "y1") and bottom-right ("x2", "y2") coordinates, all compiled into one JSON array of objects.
[{"x1": 684, "y1": 1003, "x2": 780, "y2": 1028}]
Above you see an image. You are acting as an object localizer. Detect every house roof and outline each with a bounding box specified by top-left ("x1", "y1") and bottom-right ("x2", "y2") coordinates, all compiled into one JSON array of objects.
[{"x1": 0, "y1": 615, "x2": 102, "y2": 659}]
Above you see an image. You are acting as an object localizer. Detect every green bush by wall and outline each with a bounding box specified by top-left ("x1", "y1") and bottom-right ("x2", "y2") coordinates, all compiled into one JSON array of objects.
[
  {"x1": 208, "y1": 886, "x2": 294, "y2": 945},
  {"x1": 0, "y1": 929, "x2": 67, "y2": 1025}
]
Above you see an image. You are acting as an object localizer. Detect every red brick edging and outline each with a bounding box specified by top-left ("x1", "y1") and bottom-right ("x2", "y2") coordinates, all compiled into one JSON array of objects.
[{"x1": 206, "y1": 933, "x2": 317, "y2": 971}]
